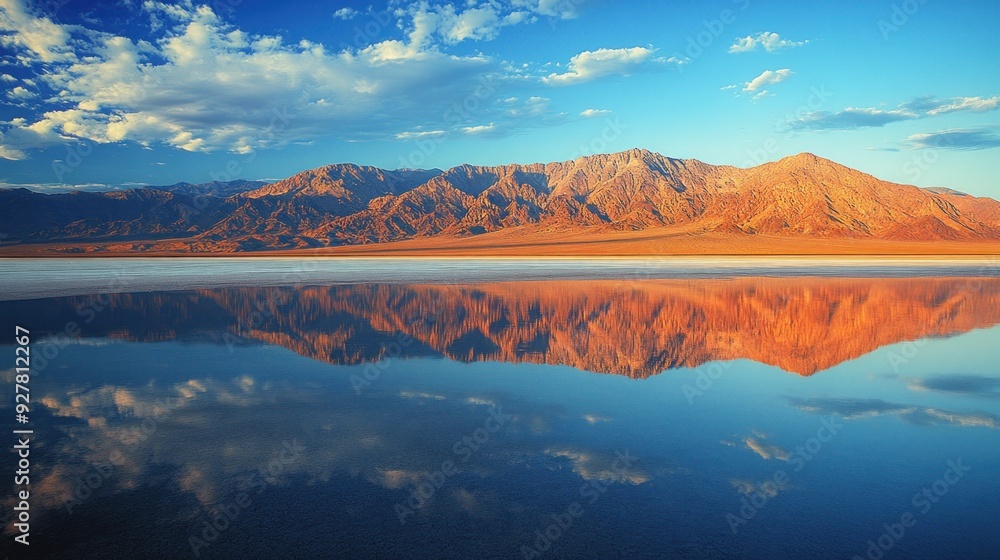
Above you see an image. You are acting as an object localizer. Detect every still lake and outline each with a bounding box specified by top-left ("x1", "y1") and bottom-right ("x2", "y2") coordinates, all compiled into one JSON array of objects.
[{"x1": 1, "y1": 259, "x2": 999, "y2": 559}]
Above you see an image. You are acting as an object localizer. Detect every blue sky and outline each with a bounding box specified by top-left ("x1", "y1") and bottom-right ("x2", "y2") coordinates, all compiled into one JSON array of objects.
[{"x1": 0, "y1": 0, "x2": 998, "y2": 197}]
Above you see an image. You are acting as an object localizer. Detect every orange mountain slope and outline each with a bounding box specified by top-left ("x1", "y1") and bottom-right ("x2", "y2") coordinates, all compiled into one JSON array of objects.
[{"x1": 2, "y1": 149, "x2": 1000, "y2": 255}]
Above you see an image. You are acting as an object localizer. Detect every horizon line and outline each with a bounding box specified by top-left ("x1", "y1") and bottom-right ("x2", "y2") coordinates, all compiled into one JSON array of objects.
[{"x1": 0, "y1": 148, "x2": 974, "y2": 198}]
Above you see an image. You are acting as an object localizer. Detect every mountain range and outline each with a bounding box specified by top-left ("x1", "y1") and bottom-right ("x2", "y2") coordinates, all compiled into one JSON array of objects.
[{"x1": 2, "y1": 149, "x2": 1000, "y2": 254}]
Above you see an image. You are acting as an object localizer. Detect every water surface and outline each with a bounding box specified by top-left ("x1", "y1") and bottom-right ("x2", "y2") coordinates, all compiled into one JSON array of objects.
[{"x1": 1, "y1": 261, "x2": 998, "y2": 559}]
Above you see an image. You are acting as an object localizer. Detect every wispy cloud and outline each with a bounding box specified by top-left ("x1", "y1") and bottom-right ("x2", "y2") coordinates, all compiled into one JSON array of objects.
[
  {"x1": 580, "y1": 108, "x2": 612, "y2": 118},
  {"x1": 6, "y1": 85, "x2": 35, "y2": 100},
  {"x1": 926, "y1": 96, "x2": 1000, "y2": 115},
  {"x1": 903, "y1": 128, "x2": 1000, "y2": 151},
  {"x1": 0, "y1": 0, "x2": 75, "y2": 63},
  {"x1": 0, "y1": 131, "x2": 27, "y2": 160},
  {"x1": 0, "y1": 181, "x2": 117, "y2": 193},
  {"x1": 731, "y1": 478, "x2": 784, "y2": 497},
  {"x1": 725, "y1": 68, "x2": 792, "y2": 99},
  {"x1": 524, "y1": 0, "x2": 587, "y2": 19},
  {"x1": 544, "y1": 447, "x2": 649, "y2": 484},
  {"x1": 395, "y1": 130, "x2": 448, "y2": 140},
  {"x1": 728, "y1": 32, "x2": 808, "y2": 54},
  {"x1": 543, "y1": 47, "x2": 681, "y2": 86},
  {"x1": 394, "y1": 95, "x2": 567, "y2": 141},
  {"x1": 787, "y1": 397, "x2": 998, "y2": 429},
  {"x1": 787, "y1": 95, "x2": 1000, "y2": 131},
  {"x1": 582, "y1": 413, "x2": 611, "y2": 424},
  {"x1": 462, "y1": 123, "x2": 497, "y2": 135},
  {"x1": 332, "y1": 7, "x2": 359, "y2": 21},
  {"x1": 909, "y1": 374, "x2": 1000, "y2": 398},
  {"x1": 744, "y1": 436, "x2": 791, "y2": 461},
  {"x1": 791, "y1": 107, "x2": 915, "y2": 130},
  {"x1": 398, "y1": 390, "x2": 447, "y2": 401}
]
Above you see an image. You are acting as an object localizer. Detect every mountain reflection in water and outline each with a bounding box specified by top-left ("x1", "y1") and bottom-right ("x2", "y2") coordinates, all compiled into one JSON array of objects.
[
  {"x1": 6, "y1": 276, "x2": 1000, "y2": 376},
  {"x1": 3, "y1": 275, "x2": 1000, "y2": 559}
]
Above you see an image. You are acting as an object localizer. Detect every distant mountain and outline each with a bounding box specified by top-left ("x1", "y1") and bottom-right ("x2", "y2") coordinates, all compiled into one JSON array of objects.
[
  {"x1": 155, "y1": 180, "x2": 268, "y2": 197},
  {"x1": 923, "y1": 187, "x2": 969, "y2": 197},
  {"x1": 192, "y1": 165, "x2": 441, "y2": 250},
  {"x1": 2, "y1": 150, "x2": 999, "y2": 252},
  {"x1": 0, "y1": 180, "x2": 264, "y2": 245}
]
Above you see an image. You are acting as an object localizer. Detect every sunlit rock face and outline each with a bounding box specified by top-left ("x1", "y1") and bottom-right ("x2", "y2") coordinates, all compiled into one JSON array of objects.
[{"x1": 3, "y1": 150, "x2": 1000, "y2": 252}]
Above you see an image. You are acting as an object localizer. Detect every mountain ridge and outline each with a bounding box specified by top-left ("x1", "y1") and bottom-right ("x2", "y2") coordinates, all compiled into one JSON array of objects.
[{"x1": 2, "y1": 149, "x2": 999, "y2": 253}]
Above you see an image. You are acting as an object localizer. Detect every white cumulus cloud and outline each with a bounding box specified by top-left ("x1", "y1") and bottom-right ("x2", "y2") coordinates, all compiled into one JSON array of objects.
[
  {"x1": 6, "y1": 85, "x2": 35, "y2": 99},
  {"x1": 0, "y1": 0, "x2": 586, "y2": 159},
  {"x1": 543, "y1": 46, "x2": 677, "y2": 86},
  {"x1": 728, "y1": 32, "x2": 808, "y2": 54},
  {"x1": 0, "y1": 0, "x2": 76, "y2": 63},
  {"x1": 462, "y1": 123, "x2": 496, "y2": 134},
  {"x1": 333, "y1": 7, "x2": 359, "y2": 20}
]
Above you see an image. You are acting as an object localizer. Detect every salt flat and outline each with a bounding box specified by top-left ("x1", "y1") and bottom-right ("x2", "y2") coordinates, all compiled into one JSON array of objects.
[{"x1": 1, "y1": 256, "x2": 998, "y2": 301}]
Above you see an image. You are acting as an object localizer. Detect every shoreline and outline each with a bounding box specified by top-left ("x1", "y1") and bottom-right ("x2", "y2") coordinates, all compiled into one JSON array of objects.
[
  {"x1": 4, "y1": 251, "x2": 1000, "y2": 260},
  {"x1": 4, "y1": 230, "x2": 1000, "y2": 259},
  {"x1": 1, "y1": 257, "x2": 997, "y2": 301},
  {"x1": 1, "y1": 254, "x2": 999, "y2": 262}
]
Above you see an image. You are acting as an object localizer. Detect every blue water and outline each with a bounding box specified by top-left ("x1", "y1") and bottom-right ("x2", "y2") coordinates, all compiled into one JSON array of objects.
[{"x1": 0, "y1": 271, "x2": 998, "y2": 559}]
